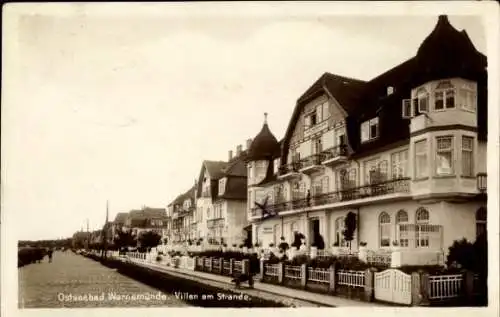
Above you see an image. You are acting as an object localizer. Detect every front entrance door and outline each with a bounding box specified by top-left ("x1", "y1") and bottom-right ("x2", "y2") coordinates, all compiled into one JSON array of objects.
[{"x1": 309, "y1": 218, "x2": 320, "y2": 246}]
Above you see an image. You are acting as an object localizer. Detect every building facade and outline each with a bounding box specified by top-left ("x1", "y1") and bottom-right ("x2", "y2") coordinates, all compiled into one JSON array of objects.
[{"x1": 246, "y1": 16, "x2": 487, "y2": 264}]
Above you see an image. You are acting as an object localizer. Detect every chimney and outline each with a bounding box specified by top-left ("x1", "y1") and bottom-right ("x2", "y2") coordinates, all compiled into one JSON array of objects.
[
  {"x1": 236, "y1": 145, "x2": 242, "y2": 156},
  {"x1": 246, "y1": 138, "x2": 253, "y2": 150},
  {"x1": 228, "y1": 150, "x2": 233, "y2": 161},
  {"x1": 387, "y1": 86, "x2": 394, "y2": 96}
]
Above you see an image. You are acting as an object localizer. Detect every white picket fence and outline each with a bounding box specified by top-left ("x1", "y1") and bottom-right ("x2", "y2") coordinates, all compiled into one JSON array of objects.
[
  {"x1": 337, "y1": 270, "x2": 365, "y2": 288},
  {"x1": 308, "y1": 268, "x2": 330, "y2": 284},
  {"x1": 428, "y1": 274, "x2": 463, "y2": 300},
  {"x1": 284, "y1": 265, "x2": 302, "y2": 280},
  {"x1": 264, "y1": 264, "x2": 279, "y2": 277},
  {"x1": 374, "y1": 269, "x2": 412, "y2": 305}
]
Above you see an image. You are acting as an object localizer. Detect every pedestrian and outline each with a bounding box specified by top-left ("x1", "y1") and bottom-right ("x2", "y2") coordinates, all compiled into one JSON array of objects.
[{"x1": 48, "y1": 248, "x2": 54, "y2": 263}]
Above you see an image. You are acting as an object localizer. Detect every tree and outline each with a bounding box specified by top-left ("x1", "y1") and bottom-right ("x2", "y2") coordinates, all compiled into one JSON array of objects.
[
  {"x1": 343, "y1": 212, "x2": 357, "y2": 251},
  {"x1": 138, "y1": 231, "x2": 162, "y2": 251},
  {"x1": 446, "y1": 238, "x2": 475, "y2": 270},
  {"x1": 114, "y1": 229, "x2": 136, "y2": 251}
]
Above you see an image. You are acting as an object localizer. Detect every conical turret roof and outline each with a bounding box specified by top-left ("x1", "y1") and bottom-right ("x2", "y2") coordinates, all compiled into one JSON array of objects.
[{"x1": 247, "y1": 113, "x2": 280, "y2": 161}]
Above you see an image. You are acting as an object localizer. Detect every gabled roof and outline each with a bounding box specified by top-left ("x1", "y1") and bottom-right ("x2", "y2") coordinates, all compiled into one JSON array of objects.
[
  {"x1": 204, "y1": 160, "x2": 228, "y2": 180},
  {"x1": 128, "y1": 207, "x2": 167, "y2": 220},
  {"x1": 218, "y1": 177, "x2": 248, "y2": 200},
  {"x1": 278, "y1": 15, "x2": 487, "y2": 163}
]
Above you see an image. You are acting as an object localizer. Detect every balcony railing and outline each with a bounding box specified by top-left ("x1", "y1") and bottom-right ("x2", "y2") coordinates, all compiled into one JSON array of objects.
[
  {"x1": 300, "y1": 153, "x2": 323, "y2": 172},
  {"x1": 207, "y1": 218, "x2": 224, "y2": 228},
  {"x1": 321, "y1": 145, "x2": 348, "y2": 163},
  {"x1": 278, "y1": 162, "x2": 301, "y2": 176},
  {"x1": 249, "y1": 178, "x2": 410, "y2": 218}
]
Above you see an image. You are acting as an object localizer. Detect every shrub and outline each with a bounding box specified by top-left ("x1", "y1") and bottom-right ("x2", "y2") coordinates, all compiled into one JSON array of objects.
[
  {"x1": 156, "y1": 255, "x2": 162, "y2": 262},
  {"x1": 446, "y1": 238, "x2": 475, "y2": 270},
  {"x1": 232, "y1": 244, "x2": 237, "y2": 248},
  {"x1": 287, "y1": 254, "x2": 309, "y2": 266},
  {"x1": 309, "y1": 256, "x2": 337, "y2": 269}
]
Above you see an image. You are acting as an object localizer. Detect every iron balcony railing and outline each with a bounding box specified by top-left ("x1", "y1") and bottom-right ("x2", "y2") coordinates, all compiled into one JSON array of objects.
[
  {"x1": 249, "y1": 178, "x2": 411, "y2": 218},
  {"x1": 279, "y1": 161, "x2": 302, "y2": 175},
  {"x1": 321, "y1": 145, "x2": 348, "y2": 161},
  {"x1": 299, "y1": 154, "x2": 323, "y2": 169}
]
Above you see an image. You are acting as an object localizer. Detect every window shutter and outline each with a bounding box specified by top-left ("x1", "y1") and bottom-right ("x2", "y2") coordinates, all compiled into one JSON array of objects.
[
  {"x1": 361, "y1": 122, "x2": 369, "y2": 142},
  {"x1": 413, "y1": 98, "x2": 419, "y2": 116},
  {"x1": 402, "y1": 99, "x2": 412, "y2": 118},
  {"x1": 305, "y1": 116, "x2": 311, "y2": 129},
  {"x1": 316, "y1": 105, "x2": 323, "y2": 122},
  {"x1": 323, "y1": 102, "x2": 330, "y2": 120}
]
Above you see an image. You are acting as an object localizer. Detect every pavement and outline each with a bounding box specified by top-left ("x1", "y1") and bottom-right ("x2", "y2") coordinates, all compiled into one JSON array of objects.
[
  {"x1": 18, "y1": 251, "x2": 189, "y2": 308},
  {"x1": 128, "y1": 258, "x2": 386, "y2": 307}
]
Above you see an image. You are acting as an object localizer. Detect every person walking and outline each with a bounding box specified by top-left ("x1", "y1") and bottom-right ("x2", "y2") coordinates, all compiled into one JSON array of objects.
[{"x1": 47, "y1": 248, "x2": 54, "y2": 263}]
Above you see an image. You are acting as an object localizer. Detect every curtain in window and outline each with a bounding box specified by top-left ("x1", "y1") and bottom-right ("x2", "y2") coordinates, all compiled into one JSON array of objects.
[
  {"x1": 396, "y1": 210, "x2": 409, "y2": 247},
  {"x1": 416, "y1": 208, "x2": 430, "y2": 247}
]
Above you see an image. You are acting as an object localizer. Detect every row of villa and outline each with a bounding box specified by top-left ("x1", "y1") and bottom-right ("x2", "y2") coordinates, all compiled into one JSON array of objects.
[{"x1": 87, "y1": 16, "x2": 488, "y2": 267}]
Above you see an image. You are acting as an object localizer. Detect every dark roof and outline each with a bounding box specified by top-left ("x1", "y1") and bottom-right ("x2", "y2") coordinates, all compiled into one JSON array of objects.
[
  {"x1": 223, "y1": 151, "x2": 248, "y2": 177},
  {"x1": 113, "y1": 212, "x2": 128, "y2": 225},
  {"x1": 204, "y1": 160, "x2": 228, "y2": 180},
  {"x1": 246, "y1": 115, "x2": 280, "y2": 161},
  {"x1": 218, "y1": 177, "x2": 247, "y2": 200},
  {"x1": 298, "y1": 72, "x2": 366, "y2": 114},
  {"x1": 170, "y1": 185, "x2": 196, "y2": 206},
  {"x1": 128, "y1": 207, "x2": 167, "y2": 220},
  {"x1": 279, "y1": 15, "x2": 487, "y2": 163}
]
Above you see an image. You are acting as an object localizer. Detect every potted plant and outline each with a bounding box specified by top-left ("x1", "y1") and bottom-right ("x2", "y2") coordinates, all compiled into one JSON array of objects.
[
  {"x1": 156, "y1": 255, "x2": 162, "y2": 262},
  {"x1": 359, "y1": 242, "x2": 367, "y2": 248}
]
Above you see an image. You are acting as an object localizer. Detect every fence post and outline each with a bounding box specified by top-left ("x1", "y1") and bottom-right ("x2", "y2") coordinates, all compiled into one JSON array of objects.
[
  {"x1": 364, "y1": 268, "x2": 375, "y2": 302},
  {"x1": 411, "y1": 272, "x2": 422, "y2": 306},
  {"x1": 463, "y1": 270, "x2": 475, "y2": 305},
  {"x1": 278, "y1": 262, "x2": 284, "y2": 284},
  {"x1": 260, "y1": 260, "x2": 265, "y2": 282},
  {"x1": 193, "y1": 256, "x2": 199, "y2": 271},
  {"x1": 300, "y1": 264, "x2": 307, "y2": 289},
  {"x1": 208, "y1": 257, "x2": 213, "y2": 272},
  {"x1": 220, "y1": 258, "x2": 225, "y2": 275},
  {"x1": 200, "y1": 256, "x2": 205, "y2": 271},
  {"x1": 419, "y1": 271, "x2": 431, "y2": 306},
  {"x1": 230, "y1": 258, "x2": 235, "y2": 276},
  {"x1": 328, "y1": 263, "x2": 337, "y2": 294},
  {"x1": 242, "y1": 259, "x2": 250, "y2": 275}
]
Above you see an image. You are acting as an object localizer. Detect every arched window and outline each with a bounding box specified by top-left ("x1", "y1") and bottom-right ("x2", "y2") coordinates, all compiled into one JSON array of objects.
[
  {"x1": 476, "y1": 207, "x2": 487, "y2": 239},
  {"x1": 396, "y1": 210, "x2": 409, "y2": 247},
  {"x1": 416, "y1": 207, "x2": 430, "y2": 247},
  {"x1": 379, "y1": 212, "x2": 391, "y2": 247}
]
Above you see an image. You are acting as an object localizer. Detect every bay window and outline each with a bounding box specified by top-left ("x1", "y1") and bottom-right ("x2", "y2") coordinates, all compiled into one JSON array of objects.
[
  {"x1": 417, "y1": 88, "x2": 430, "y2": 113},
  {"x1": 435, "y1": 80, "x2": 455, "y2": 110},
  {"x1": 459, "y1": 85, "x2": 477, "y2": 112},
  {"x1": 461, "y1": 136, "x2": 474, "y2": 177},
  {"x1": 436, "y1": 136, "x2": 454, "y2": 175},
  {"x1": 415, "y1": 139, "x2": 428, "y2": 178}
]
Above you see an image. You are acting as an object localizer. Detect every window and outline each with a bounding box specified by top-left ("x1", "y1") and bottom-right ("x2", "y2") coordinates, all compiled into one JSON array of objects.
[
  {"x1": 218, "y1": 178, "x2": 226, "y2": 195},
  {"x1": 292, "y1": 181, "x2": 305, "y2": 200},
  {"x1": 460, "y1": 84, "x2": 477, "y2": 112},
  {"x1": 274, "y1": 158, "x2": 280, "y2": 175},
  {"x1": 417, "y1": 88, "x2": 430, "y2": 113},
  {"x1": 322, "y1": 101, "x2": 330, "y2": 120},
  {"x1": 462, "y1": 136, "x2": 474, "y2": 177},
  {"x1": 274, "y1": 224, "x2": 281, "y2": 245},
  {"x1": 415, "y1": 208, "x2": 430, "y2": 247},
  {"x1": 312, "y1": 178, "x2": 323, "y2": 196},
  {"x1": 379, "y1": 212, "x2": 391, "y2": 247},
  {"x1": 391, "y1": 150, "x2": 408, "y2": 179},
  {"x1": 322, "y1": 176, "x2": 329, "y2": 193},
  {"x1": 334, "y1": 217, "x2": 346, "y2": 247},
  {"x1": 312, "y1": 137, "x2": 322, "y2": 154},
  {"x1": 476, "y1": 207, "x2": 487, "y2": 239},
  {"x1": 402, "y1": 99, "x2": 413, "y2": 118},
  {"x1": 436, "y1": 136, "x2": 454, "y2": 175},
  {"x1": 361, "y1": 117, "x2": 379, "y2": 143},
  {"x1": 364, "y1": 158, "x2": 379, "y2": 184},
  {"x1": 396, "y1": 210, "x2": 409, "y2": 247},
  {"x1": 435, "y1": 81, "x2": 455, "y2": 110},
  {"x1": 305, "y1": 111, "x2": 317, "y2": 128},
  {"x1": 415, "y1": 139, "x2": 428, "y2": 178}
]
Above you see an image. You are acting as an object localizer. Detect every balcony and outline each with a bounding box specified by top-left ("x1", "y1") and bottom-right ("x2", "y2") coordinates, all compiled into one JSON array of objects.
[
  {"x1": 299, "y1": 154, "x2": 324, "y2": 174},
  {"x1": 250, "y1": 178, "x2": 411, "y2": 218},
  {"x1": 321, "y1": 145, "x2": 348, "y2": 167},
  {"x1": 278, "y1": 162, "x2": 301, "y2": 180},
  {"x1": 207, "y1": 218, "x2": 224, "y2": 229}
]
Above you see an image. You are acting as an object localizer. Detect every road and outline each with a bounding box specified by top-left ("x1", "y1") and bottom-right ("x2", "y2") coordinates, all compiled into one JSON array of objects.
[{"x1": 18, "y1": 251, "x2": 190, "y2": 308}]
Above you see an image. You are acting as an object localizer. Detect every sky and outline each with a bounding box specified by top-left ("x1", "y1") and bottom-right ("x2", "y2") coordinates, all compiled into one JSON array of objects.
[{"x1": 2, "y1": 4, "x2": 487, "y2": 241}]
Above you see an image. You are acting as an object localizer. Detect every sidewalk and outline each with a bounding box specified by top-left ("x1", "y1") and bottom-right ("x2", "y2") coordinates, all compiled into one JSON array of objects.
[{"x1": 127, "y1": 258, "x2": 386, "y2": 307}]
